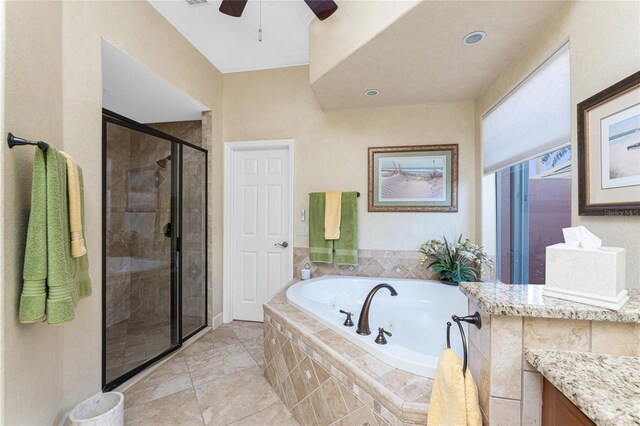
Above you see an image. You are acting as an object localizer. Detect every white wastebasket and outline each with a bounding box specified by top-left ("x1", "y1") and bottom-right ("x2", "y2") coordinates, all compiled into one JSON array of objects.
[{"x1": 69, "y1": 392, "x2": 124, "y2": 426}]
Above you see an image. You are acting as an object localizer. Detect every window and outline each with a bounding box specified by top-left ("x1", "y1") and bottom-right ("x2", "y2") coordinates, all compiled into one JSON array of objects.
[
  {"x1": 496, "y1": 147, "x2": 572, "y2": 284},
  {"x1": 482, "y1": 44, "x2": 571, "y2": 284}
]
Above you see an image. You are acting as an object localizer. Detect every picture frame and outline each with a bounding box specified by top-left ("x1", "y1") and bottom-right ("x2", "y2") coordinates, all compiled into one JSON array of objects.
[
  {"x1": 368, "y1": 144, "x2": 458, "y2": 212},
  {"x1": 577, "y1": 71, "x2": 640, "y2": 216}
]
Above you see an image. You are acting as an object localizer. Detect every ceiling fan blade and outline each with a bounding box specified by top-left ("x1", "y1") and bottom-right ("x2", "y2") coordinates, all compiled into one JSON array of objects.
[
  {"x1": 304, "y1": 0, "x2": 338, "y2": 21},
  {"x1": 219, "y1": 0, "x2": 248, "y2": 17}
]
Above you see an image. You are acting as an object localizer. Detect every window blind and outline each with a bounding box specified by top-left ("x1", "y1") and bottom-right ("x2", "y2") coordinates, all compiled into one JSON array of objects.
[{"x1": 482, "y1": 44, "x2": 570, "y2": 174}]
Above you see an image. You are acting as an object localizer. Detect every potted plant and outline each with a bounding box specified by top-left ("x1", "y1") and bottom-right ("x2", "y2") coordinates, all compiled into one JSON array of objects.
[{"x1": 419, "y1": 235, "x2": 494, "y2": 285}]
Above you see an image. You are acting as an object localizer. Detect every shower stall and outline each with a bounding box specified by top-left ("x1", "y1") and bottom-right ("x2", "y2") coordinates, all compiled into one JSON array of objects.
[{"x1": 102, "y1": 110, "x2": 207, "y2": 390}]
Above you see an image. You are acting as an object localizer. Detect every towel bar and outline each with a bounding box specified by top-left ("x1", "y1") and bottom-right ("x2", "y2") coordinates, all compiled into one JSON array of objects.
[
  {"x1": 309, "y1": 191, "x2": 360, "y2": 197},
  {"x1": 7, "y1": 132, "x2": 49, "y2": 151},
  {"x1": 446, "y1": 312, "x2": 481, "y2": 376}
]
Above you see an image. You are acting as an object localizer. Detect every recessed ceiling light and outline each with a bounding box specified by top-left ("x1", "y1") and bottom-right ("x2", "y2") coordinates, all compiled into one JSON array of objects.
[
  {"x1": 463, "y1": 31, "x2": 486, "y2": 45},
  {"x1": 364, "y1": 89, "x2": 380, "y2": 97}
]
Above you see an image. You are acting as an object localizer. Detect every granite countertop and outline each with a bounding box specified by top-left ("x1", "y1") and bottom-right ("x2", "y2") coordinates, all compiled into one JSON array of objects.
[
  {"x1": 459, "y1": 282, "x2": 640, "y2": 323},
  {"x1": 525, "y1": 349, "x2": 640, "y2": 426}
]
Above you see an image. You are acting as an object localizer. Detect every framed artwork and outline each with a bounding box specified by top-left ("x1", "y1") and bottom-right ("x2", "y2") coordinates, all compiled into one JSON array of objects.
[
  {"x1": 578, "y1": 71, "x2": 640, "y2": 216},
  {"x1": 368, "y1": 144, "x2": 458, "y2": 212}
]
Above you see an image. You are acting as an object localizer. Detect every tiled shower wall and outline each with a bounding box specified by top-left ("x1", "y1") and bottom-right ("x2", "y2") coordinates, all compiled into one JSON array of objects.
[
  {"x1": 106, "y1": 120, "x2": 208, "y2": 326},
  {"x1": 293, "y1": 247, "x2": 437, "y2": 281}
]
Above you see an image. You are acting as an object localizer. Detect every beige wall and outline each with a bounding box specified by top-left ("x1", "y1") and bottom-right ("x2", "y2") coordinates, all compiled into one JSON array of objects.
[
  {"x1": 0, "y1": 1, "x2": 223, "y2": 424},
  {"x1": 475, "y1": 1, "x2": 640, "y2": 289},
  {"x1": 1, "y1": 3, "x2": 66, "y2": 424},
  {"x1": 309, "y1": 0, "x2": 419, "y2": 84},
  {"x1": 223, "y1": 66, "x2": 476, "y2": 251}
]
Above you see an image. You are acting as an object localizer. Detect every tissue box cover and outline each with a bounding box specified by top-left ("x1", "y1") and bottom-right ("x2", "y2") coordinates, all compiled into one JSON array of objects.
[{"x1": 544, "y1": 243, "x2": 628, "y2": 310}]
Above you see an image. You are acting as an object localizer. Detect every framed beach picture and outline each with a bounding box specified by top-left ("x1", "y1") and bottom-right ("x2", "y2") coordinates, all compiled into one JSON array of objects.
[
  {"x1": 368, "y1": 144, "x2": 458, "y2": 212},
  {"x1": 578, "y1": 71, "x2": 640, "y2": 216}
]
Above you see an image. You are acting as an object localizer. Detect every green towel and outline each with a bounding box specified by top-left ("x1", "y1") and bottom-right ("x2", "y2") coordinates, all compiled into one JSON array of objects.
[
  {"x1": 334, "y1": 192, "x2": 358, "y2": 266},
  {"x1": 19, "y1": 147, "x2": 91, "y2": 325},
  {"x1": 309, "y1": 192, "x2": 333, "y2": 263},
  {"x1": 19, "y1": 149, "x2": 48, "y2": 323}
]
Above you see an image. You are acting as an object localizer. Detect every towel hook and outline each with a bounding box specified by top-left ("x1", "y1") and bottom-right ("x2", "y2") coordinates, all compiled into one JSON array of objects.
[{"x1": 446, "y1": 312, "x2": 481, "y2": 376}]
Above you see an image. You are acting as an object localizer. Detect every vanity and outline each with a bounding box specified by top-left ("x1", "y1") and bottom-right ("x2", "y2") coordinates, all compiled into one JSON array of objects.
[{"x1": 460, "y1": 282, "x2": 640, "y2": 426}]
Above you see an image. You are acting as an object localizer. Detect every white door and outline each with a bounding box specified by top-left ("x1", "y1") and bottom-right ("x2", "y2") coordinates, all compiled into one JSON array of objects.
[{"x1": 231, "y1": 147, "x2": 291, "y2": 321}]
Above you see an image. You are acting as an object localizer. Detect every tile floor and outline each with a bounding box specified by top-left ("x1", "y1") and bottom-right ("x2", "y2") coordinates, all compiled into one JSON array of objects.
[
  {"x1": 123, "y1": 321, "x2": 298, "y2": 425},
  {"x1": 106, "y1": 315, "x2": 203, "y2": 383}
]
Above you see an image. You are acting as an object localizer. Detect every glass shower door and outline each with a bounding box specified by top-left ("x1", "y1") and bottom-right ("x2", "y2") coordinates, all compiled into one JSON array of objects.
[
  {"x1": 181, "y1": 146, "x2": 207, "y2": 338},
  {"x1": 103, "y1": 117, "x2": 179, "y2": 388}
]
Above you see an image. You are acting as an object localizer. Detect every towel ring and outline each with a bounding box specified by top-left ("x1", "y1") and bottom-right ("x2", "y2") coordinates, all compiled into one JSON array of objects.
[{"x1": 446, "y1": 312, "x2": 481, "y2": 376}]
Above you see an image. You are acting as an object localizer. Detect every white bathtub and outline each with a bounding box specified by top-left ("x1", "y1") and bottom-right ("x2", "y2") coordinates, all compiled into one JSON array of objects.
[{"x1": 286, "y1": 275, "x2": 468, "y2": 378}]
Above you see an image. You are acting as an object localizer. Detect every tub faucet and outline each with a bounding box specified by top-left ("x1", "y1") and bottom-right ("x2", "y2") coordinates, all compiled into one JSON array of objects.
[{"x1": 356, "y1": 283, "x2": 398, "y2": 336}]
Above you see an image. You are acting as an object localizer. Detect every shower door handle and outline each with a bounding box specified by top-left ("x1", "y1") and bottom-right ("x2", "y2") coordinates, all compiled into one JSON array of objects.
[{"x1": 274, "y1": 242, "x2": 289, "y2": 248}]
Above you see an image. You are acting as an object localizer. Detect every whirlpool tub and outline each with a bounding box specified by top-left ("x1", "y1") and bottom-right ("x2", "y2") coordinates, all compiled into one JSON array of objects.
[{"x1": 286, "y1": 275, "x2": 468, "y2": 378}]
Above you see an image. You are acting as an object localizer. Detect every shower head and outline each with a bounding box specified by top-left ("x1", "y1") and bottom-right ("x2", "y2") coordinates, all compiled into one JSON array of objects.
[{"x1": 156, "y1": 155, "x2": 171, "y2": 168}]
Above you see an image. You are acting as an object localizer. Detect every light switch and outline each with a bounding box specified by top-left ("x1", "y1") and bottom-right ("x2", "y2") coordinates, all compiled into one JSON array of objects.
[{"x1": 296, "y1": 224, "x2": 309, "y2": 236}]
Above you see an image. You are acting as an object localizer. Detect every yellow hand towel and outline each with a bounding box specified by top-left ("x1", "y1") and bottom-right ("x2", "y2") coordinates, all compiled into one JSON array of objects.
[
  {"x1": 60, "y1": 151, "x2": 87, "y2": 258},
  {"x1": 324, "y1": 191, "x2": 342, "y2": 240},
  {"x1": 427, "y1": 348, "x2": 482, "y2": 426}
]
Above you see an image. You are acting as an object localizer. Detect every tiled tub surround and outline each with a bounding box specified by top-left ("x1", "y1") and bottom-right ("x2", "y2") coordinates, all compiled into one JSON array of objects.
[
  {"x1": 460, "y1": 282, "x2": 640, "y2": 425},
  {"x1": 286, "y1": 275, "x2": 467, "y2": 377},
  {"x1": 264, "y1": 280, "x2": 436, "y2": 425},
  {"x1": 525, "y1": 349, "x2": 640, "y2": 426},
  {"x1": 293, "y1": 248, "x2": 436, "y2": 281}
]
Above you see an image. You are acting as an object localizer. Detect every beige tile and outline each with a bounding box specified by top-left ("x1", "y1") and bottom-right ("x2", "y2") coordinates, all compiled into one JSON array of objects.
[
  {"x1": 378, "y1": 369, "x2": 434, "y2": 402},
  {"x1": 265, "y1": 361, "x2": 278, "y2": 387},
  {"x1": 188, "y1": 345, "x2": 258, "y2": 387},
  {"x1": 521, "y1": 371, "x2": 542, "y2": 426},
  {"x1": 184, "y1": 341, "x2": 247, "y2": 372},
  {"x1": 351, "y1": 354, "x2": 394, "y2": 378},
  {"x1": 523, "y1": 318, "x2": 590, "y2": 351},
  {"x1": 297, "y1": 396, "x2": 318, "y2": 425},
  {"x1": 467, "y1": 342, "x2": 489, "y2": 418},
  {"x1": 282, "y1": 340, "x2": 299, "y2": 373},
  {"x1": 231, "y1": 320, "x2": 265, "y2": 342},
  {"x1": 332, "y1": 414, "x2": 355, "y2": 426},
  {"x1": 338, "y1": 381, "x2": 364, "y2": 413},
  {"x1": 322, "y1": 378, "x2": 350, "y2": 422},
  {"x1": 591, "y1": 321, "x2": 640, "y2": 356},
  {"x1": 468, "y1": 300, "x2": 491, "y2": 361},
  {"x1": 274, "y1": 349, "x2": 291, "y2": 386},
  {"x1": 291, "y1": 341, "x2": 307, "y2": 363},
  {"x1": 489, "y1": 397, "x2": 520, "y2": 426},
  {"x1": 490, "y1": 316, "x2": 522, "y2": 399},
  {"x1": 299, "y1": 355, "x2": 321, "y2": 395},
  {"x1": 290, "y1": 365, "x2": 310, "y2": 402},
  {"x1": 228, "y1": 402, "x2": 297, "y2": 426},
  {"x1": 124, "y1": 366, "x2": 193, "y2": 408},
  {"x1": 313, "y1": 359, "x2": 331, "y2": 385},
  {"x1": 310, "y1": 387, "x2": 334, "y2": 425},
  {"x1": 195, "y1": 366, "x2": 280, "y2": 425},
  {"x1": 124, "y1": 388, "x2": 204, "y2": 426},
  {"x1": 373, "y1": 412, "x2": 387, "y2": 426},
  {"x1": 347, "y1": 406, "x2": 379, "y2": 426},
  {"x1": 242, "y1": 334, "x2": 264, "y2": 358},
  {"x1": 265, "y1": 324, "x2": 279, "y2": 362},
  {"x1": 291, "y1": 404, "x2": 304, "y2": 425},
  {"x1": 282, "y1": 375, "x2": 299, "y2": 409}
]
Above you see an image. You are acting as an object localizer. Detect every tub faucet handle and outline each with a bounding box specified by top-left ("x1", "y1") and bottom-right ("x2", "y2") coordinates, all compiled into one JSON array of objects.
[
  {"x1": 374, "y1": 327, "x2": 392, "y2": 345},
  {"x1": 339, "y1": 310, "x2": 354, "y2": 327}
]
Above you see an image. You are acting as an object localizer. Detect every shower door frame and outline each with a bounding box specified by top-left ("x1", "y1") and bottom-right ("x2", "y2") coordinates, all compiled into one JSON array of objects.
[{"x1": 101, "y1": 109, "x2": 208, "y2": 391}]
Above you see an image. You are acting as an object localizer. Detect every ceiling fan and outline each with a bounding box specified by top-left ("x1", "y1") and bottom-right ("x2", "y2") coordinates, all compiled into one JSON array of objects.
[{"x1": 219, "y1": 0, "x2": 338, "y2": 21}]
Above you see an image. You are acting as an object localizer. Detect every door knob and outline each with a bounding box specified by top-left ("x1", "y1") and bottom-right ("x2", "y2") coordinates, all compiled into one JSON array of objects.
[{"x1": 274, "y1": 242, "x2": 289, "y2": 248}]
